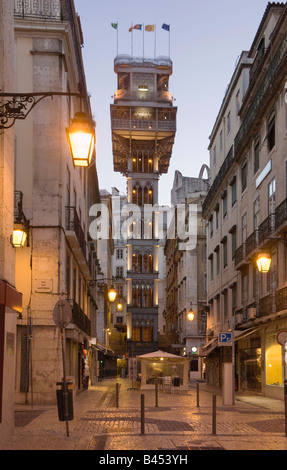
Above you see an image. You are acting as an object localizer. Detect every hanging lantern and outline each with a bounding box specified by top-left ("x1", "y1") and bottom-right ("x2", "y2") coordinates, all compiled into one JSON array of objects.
[
  {"x1": 66, "y1": 112, "x2": 95, "y2": 167},
  {"x1": 187, "y1": 308, "x2": 195, "y2": 322},
  {"x1": 11, "y1": 226, "x2": 27, "y2": 248},
  {"x1": 256, "y1": 253, "x2": 272, "y2": 273},
  {"x1": 107, "y1": 286, "x2": 117, "y2": 303}
]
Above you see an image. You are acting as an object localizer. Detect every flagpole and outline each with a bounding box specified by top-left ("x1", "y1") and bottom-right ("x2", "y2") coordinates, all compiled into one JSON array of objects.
[
  {"x1": 143, "y1": 23, "x2": 144, "y2": 60},
  {"x1": 154, "y1": 24, "x2": 157, "y2": 59},
  {"x1": 117, "y1": 22, "x2": 119, "y2": 56},
  {"x1": 131, "y1": 22, "x2": 133, "y2": 58},
  {"x1": 169, "y1": 25, "x2": 171, "y2": 58}
]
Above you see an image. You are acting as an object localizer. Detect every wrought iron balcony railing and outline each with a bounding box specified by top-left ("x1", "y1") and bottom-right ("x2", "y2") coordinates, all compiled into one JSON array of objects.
[
  {"x1": 14, "y1": 0, "x2": 62, "y2": 20},
  {"x1": 68, "y1": 299, "x2": 91, "y2": 337},
  {"x1": 65, "y1": 206, "x2": 88, "y2": 263}
]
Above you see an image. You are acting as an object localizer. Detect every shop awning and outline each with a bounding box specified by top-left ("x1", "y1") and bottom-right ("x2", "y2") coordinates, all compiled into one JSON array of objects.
[
  {"x1": 234, "y1": 327, "x2": 259, "y2": 341},
  {"x1": 198, "y1": 337, "x2": 218, "y2": 357}
]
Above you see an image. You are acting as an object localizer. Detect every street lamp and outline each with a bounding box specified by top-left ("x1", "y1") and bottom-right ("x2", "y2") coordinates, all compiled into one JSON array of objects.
[
  {"x1": 187, "y1": 307, "x2": 195, "y2": 322},
  {"x1": 107, "y1": 286, "x2": 117, "y2": 303},
  {"x1": 11, "y1": 226, "x2": 27, "y2": 248},
  {"x1": 256, "y1": 253, "x2": 272, "y2": 273},
  {"x1": 66, "y1": 112, "x2": 95, "y2": 167}
]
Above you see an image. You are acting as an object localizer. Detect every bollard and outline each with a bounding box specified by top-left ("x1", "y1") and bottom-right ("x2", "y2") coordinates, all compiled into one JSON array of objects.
[
  {"x1": 141, "y1": 394, "x2": 145, "y2": 435},
  {"x1": 197, "y1": 382, "x2": 200, "y2": 407},
  {"x1": 116, "y1": 383, "x2": 119, "y2": 408},
  {"x1": 212, "y1": 395, "x2": 216, "y2": 435},
  {"x1": 155, "y1": 380, "x2": 159, "y2": 408}
]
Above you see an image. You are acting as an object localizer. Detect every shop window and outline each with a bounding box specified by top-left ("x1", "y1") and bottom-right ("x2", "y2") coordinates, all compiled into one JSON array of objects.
[{"x1": 265, "y1": 332, "x2": 283, "y2": 386}]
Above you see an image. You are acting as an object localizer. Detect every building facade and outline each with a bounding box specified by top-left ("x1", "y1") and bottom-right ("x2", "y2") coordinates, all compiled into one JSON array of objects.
[
  {"x1": 165, "y1": 170, "x2": 208, "y2": 378},
  {"x1": 110, "y1": 55, "x2": 177, "y2": 357},
  {"x1": 12, "y1": 0, "x2": 100, "y2": 405},
  {"x1": 203, "y1": 3, "x2": 287, "y2": 399}
]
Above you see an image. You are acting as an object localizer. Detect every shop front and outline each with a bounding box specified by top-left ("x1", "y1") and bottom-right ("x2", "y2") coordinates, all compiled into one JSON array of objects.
[{"x1": 236, "y1": 320, "x2": 287, "y2": 400}]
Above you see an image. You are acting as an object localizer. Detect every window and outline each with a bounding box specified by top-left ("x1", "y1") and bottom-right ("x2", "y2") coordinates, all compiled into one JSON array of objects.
[
  {"x1": 132, "y1": 327, "x2": 141, "y2": 341},
  {"x1": 254, "y1": 137, "x2": 260, "y2": 174},
  {"x1": 230, "y1": 176, "x2": 237, "y2": 206},
  {"x1": 229, "y1": 226, "x2": 237, "y2": 259},
  {"x1": 227, "y1": 111, "x2": 231, "y2": 135},
  {"x1": 267, "y1": 113, "x2": 275, "y2": 152},
  {"x1": 215, "y1": 204, "x2": 219, "y2": 230},
  {"x1": 242, "y1": 213, "x2": 247, "y2": 244},
  {"x1": 142, "y1": 327, "x2": 153, "y2": 342},
  {"x1": 221, "y1": 236, "x2": 227, "y2": 268},
  {"x1": 253, "y1": 197, "x2": 260, "y2": 231},
  {"x1": 268, "y1": 178, "x2": 276, "y2": 221},
  {"x1": 222, "y1": 191, "x2": 227, "y2": 219},
  {"x1": 241, "y1": 161, "x2": 247, "y2": 192},
  {"x1": 236, "y1": 90, "x2": 240, "y2": 116},
  {"x1": 209, "y1": 254, "x2": 214, "y2": 281},
  {"x1": 117, "y1": 249, "x2": 123, "y2": 259},
  {"x1": 209, "y1": 215, "x2": 214, "y2": 238},
  {"x1": 220, "y1": 131, "x2": 223, "y2": 151},
  {"x1": 215, "y1": 246, "x2": 220, "y2": 275},
  {"x1": 116, "y1": 267, "x2": 123, "y2": 277}
]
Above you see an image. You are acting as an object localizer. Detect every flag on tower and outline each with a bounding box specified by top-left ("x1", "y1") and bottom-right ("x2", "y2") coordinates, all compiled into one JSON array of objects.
[
  {"x1": 111, "y1": 22, "x2": 118, "y2": 29},
  {"x1": 133, "y1": 24, "x2": 142, "y2": 30},
  {"x1": 145, "y1": 24, "x2": 155, "y2": 32},
  {"x1": 162, "y1": 23, "x2": 170, "y2": 31}
]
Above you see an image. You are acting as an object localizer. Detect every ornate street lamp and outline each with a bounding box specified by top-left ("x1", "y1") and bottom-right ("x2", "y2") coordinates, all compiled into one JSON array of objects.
[
  {"x1": 0, "y1": 92, "x2": 95, "y2": 168},
  {"x1": 187, "y1": 307, "x2": 195, "y2": 322}
]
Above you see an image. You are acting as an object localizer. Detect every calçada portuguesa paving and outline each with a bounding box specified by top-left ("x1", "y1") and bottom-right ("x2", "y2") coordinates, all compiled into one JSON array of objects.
[{"x1": 1, "y1": 378, "x2": 287, "y2": 451}]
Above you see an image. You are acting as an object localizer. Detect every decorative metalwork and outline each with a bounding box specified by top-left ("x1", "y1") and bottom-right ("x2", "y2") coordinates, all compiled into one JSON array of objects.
[
  {"x1": 0, "y1": 92, "x2": 81, "y2": 129},
  {"x1": 14, "y1": 0, "x2": 62, "y2": 20}
]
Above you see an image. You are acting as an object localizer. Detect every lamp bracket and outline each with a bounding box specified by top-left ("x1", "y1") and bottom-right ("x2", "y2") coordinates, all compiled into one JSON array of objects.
[{"x1": 0, "y1": 92, "x2": 82, "y2": 129}]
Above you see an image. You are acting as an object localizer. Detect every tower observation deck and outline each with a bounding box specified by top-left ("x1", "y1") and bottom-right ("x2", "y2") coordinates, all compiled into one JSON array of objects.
[{"x1": 110, "y1": 54, "x2": 177, "y2": 356}]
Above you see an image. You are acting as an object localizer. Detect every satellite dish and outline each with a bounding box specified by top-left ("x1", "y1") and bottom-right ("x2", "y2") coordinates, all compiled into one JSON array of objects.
[{"x1": 53, "y1": 300, "x2": 72, "y2": 327}]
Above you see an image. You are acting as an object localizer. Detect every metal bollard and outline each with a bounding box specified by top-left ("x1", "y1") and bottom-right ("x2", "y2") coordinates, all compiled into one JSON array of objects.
[
  {"x1": 212, "y1": 395, "x2": 216, "y2": 435},
  {"x1": 155, "y1": 380, "x2": 159, "y2": 408},
  {"x1": 141, "y1": 394, "x2": 145, "y2": 435},
  {"x1": 116, "y1": 382, "x2": 119, "y2": 408}
]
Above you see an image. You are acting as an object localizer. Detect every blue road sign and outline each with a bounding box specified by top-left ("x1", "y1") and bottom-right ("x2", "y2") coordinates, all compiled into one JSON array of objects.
[{"x1": 219, "y1": 332, "x2": 233, "y2": 346}]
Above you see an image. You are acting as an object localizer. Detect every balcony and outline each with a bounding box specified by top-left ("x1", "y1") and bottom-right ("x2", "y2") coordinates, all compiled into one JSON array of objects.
[
  {"x1": 65, "y1": 206, "x2": 91, "y2": 279},
  {"x1": 14, "y1": 0, "x2": 62, "y2": 20},
  {"x1": 113, "y1": 90, "x2": 173, "y2": 105},
  {"x1": 68, "y1": 299, "x2": 91, "y2": 337}
]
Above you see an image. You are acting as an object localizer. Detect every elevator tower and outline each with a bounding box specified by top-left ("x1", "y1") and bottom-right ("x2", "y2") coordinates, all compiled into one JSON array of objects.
[{"x1": 111, "y1": 55, "x2": 177, "y2": 356}]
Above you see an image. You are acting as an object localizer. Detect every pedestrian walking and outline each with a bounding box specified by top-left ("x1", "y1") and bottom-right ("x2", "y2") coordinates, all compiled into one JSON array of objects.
[{"x1": 85, "y1": 363, "x2": 90, "y2": 389}]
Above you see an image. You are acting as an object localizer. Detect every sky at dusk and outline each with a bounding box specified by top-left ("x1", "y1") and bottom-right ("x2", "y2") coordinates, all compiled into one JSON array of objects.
[{"x1": 75, "y1": 0, "x2": 271, "y2": 205}]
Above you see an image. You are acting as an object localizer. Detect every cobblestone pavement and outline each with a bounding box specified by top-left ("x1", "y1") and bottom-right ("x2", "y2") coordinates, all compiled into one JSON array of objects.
[{"x1": 1, "y1": 378, "x2": 287, "y2": 451}]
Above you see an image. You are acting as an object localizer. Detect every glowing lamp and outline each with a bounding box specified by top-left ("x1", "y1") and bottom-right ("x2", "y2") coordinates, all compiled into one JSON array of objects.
[
  {"x1": 107, "y1": 286, "x2": 117, "y2": 303},
  {"x1": 66, "y1": 112, "x2": 95, "y2": 167},
  {"x1": 256, "y1": 253, "x2": 272, "y2": 273},
  {"x1": 12, "y1": 228, "x2": 27, "y2": 248},
  {"x1": 187, "y1": 309, "x2": 195, "y2": 322}
]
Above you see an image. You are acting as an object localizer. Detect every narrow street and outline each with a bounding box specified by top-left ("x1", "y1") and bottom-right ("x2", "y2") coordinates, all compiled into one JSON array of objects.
[{"x1": 2, "y1": 378, "x2": 287, "y2": 451}]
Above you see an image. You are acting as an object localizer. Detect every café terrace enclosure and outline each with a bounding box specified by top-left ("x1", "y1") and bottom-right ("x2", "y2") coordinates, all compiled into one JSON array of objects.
[{"x1": 137, "y1": 350, "x2": 190, "y2": 390}]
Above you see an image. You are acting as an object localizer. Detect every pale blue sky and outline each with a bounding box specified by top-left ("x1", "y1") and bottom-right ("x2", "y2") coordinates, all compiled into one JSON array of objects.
[{"x1": 75, "y1": 0, "x2": 271, "y2": 204}]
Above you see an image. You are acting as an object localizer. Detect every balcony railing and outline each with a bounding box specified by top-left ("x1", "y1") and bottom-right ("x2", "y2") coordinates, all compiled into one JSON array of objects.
[
  {"x1": 68, "y1": 299, "x2": 91, "y2": 336},
  {"x1": 14, "y1": 0, "x2": 62, "y2": 20},
  {"x1": 65, "y1": 206, "x2": 88, "y2": 263},
  {"x1": 113, "y1": 90, "x2": 173, "y2": 104}
]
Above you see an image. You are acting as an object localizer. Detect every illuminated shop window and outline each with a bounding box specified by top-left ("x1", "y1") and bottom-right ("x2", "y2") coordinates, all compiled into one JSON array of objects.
[{"x1": 265, "y1": 332, "x2": 283, "y2": 386}]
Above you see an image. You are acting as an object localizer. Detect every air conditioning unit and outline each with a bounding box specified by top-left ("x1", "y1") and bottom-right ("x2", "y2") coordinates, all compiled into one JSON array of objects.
[{"x1": 247, "y1": 308, "x2": 256, "y2": 320}]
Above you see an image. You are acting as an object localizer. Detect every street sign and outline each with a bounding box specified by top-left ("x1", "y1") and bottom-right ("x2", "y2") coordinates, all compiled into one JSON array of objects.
[
  {"x1": 277, "y1": 330, "x2": 287, "y2": 346},
  {"x1": 219, "y1": 332, "x2": 233, "y2": 346},
  {"x1": 53, "y1": 300, "x2": 72, "y2": 327}
]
